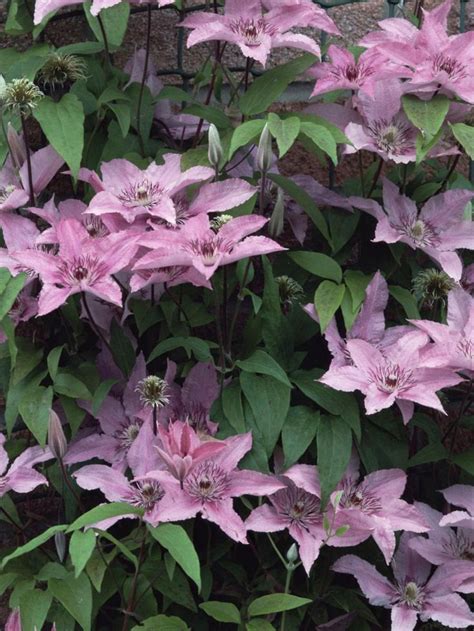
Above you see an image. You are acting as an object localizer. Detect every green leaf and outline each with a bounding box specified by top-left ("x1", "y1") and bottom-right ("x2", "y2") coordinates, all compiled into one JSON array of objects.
[
  {"x1": 236, "y1": 349, "x2": 292, "y2": 388},
  {"x1": 282, "y1": 406, "x2": 320, "y2": 468},
  {"x1": 314, "y1": 281, "x2": 345, "y2": 332},
  {"x1": 222, "y1": 381, "x2": 246, "y2": 434},
  {"x1": 19, "y1": 588, "x2": 52, "y2": 631},
  {"x1": 70, "y1": 530, "x2": 97, "y2": 578},
  {"x1": 2, "y1": 525, "x2": 67, "y2": 568},
  {"x1": 229, "y1": 119, "x2": 266, "y2": 159},
  {"x1": 267, "y1": 173, "x2": 330, "y2": 244},
  {"x1": 450, "y1": 122, "x2": 474, "y2": 159},
  {"x1": 108, "y1": 102, "x2": 131, "y2": 137},
  {"x1": 67, "y1": 502, "x2": 143, "y2": 532},
  {"x1": 289, "y1": 252, "x2": 342, "y2": 283},
  {"x1": 389, "y1": 285, "x2": 420, "y2": 319},
  {"x1": 299, "y1": 121, "x2": 338, "y2": 164},
  {"x1": 199, "y1": 601, "x2": 241, "y2": 624},
  {"x1": 33, "y1": 94, "x2": 84, "y2": 178},
  {"x1": 110, "y1": 319, "x2": 135, "y2": 377},
  {"x1": 183, "y1": 104, "x2": 231, "y2": 129},
  {"x1": 54, "y1": 372, "x2": 91, "y2": 399},
  {"x1": 247, "y1": 621, "x2": 275, "y2": 631},
  {"x1": 148, "y1": 337, "x2": 216, "y2": 363},
  {"x1": 149, "y1": 524, "x2": 201, "y2": 591},
  {"x1": 0, "y1": 272, "x2": 26, "y2": 321},
  {"x1": 240, "y1": 373, "x2": 290, "y2": 456},
  {"x1": 267, "y1": 113, "x2": 300, "y2": 157},
  {"x1": 92, "y1": 378, "x2": 118, "y2": 416},
  {"x1": 132, "y1": 615, "x2": 190, "y2": 631},
  {"x1": 84, "y1": 0, "x2": 130, "y2": 51},
  {"x1": 49, "y1": 572, "x2": 92, "y2": 631},
  {"x1": 248, "y1": 594, "x2": 312, "y2": 617},
  {"x1": 408, "y1": 442, "x2": 447, "y2": 468},
  {"x1": 317, "y1": 415, "x2": 352, "y2": 506},
  {"x1": 240, "y1": 54, "x2": 317, "y2": 116},
  {"x1": 402, "y1": 95, "x2": 449, "y2": 137},
  {"x1": 18, "y1": 385, "x2": 53, "y2": 446},
  {"x1": 451, "y1": 447, "x2": 474, "y2": 475},
  {"x1": 47, "y1": 345, "x2": 64, "y2": 380}
]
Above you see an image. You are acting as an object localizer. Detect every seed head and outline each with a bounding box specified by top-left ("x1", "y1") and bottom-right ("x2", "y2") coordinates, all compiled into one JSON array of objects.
[
  {"x1": 136, "y1": 376, "x2": 170, "y2": 409},
  {"x1": 2, "y1": 78, "x2": 44, "y2": 115},
  {"x1": 276, "y1": 275, "x2": 304, "y2": 310},
  {"x1": 412, "y1": 268, "x2": 455, "y2": 308},
  {"x1": 39, "y1": 53, "x2": 87, "y2": 88},
  {"x1": 210, "y1": 214, "x2": 233, "y2": 231}
]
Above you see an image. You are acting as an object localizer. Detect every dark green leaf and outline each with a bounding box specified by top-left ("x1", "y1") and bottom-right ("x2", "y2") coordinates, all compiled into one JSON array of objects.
[
  {"x1": 67, "y1": 502, "x2": 143, "y2": 532},
  {"x1": 267, "y1": 113, "x2": 300, "y2": 157},
  {"x1": 49, "y1": 572, "x2": 92, "y2": 631},
  {"x1": 282, "y1": 406, "x2": 320, "y2": 468},
  {"x1": 149, "y1": 524, "x2": 201, "y2": 591},
  {"x1": 248, "y1": 594, "x2": 311, "y2": 617},
  {"x1": 317, "y1": 416, "x2": 352, "y2": 506},
  {"x1": 236, "y1": 350, "x2": 292, "y2": 388},
  {"x1": 289, "y1": 252, "x2": 342, "y2": 283},
  {"x1": 314, "y1": 281, "x2": 345, "y2": 332},
  {"x1": 70, "y1": 530, "x2": 97, "y2": 578},
  {"x1": 199, "y1": 601, "x2": 241, "y2": 624}
]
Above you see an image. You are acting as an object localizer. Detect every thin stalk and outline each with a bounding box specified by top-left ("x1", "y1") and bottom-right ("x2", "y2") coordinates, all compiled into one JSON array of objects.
[
  {"x1": 439, "y1": 154, "x2": 460, "y2": 192},
  {"x1": 58, "y1": 457, "x2": 84, "y2": 511},
  {"x1": 259, "y1": 173, "x2": 267, "y2": 214},
  {"x1": 20, "y1": 114, "x2": 35, "y2": 206},
  {"x1": 226, "y1": 259, "x2": 251, "y2": 356},
  {"x1": 136, "y1": 3, "x2": 153, "y2": 156},
  {"x1": 82, "y1": 293, "x2": 115, "y2": 359},
  {"x1": 367, "y1": 157, "x2": 383, "y2": 197},
  {"x1": 121, "y1": 526, "x2": 147, "y2": 631},
  {"x1": 280, "y1": 565, "x2": 296, "y2": 631},
  {"x1": 266, "y1": 533, "x2": 287, "y2": 567},
  {"x1": 97, "y1": 14, "x2": 112, "y2": 71},
  {"x1": 152, "y1": 406, "x2": 157, "y2": 435},
  {"x1": 164, "y1": 283, "x2": 192, "y2": 328}
]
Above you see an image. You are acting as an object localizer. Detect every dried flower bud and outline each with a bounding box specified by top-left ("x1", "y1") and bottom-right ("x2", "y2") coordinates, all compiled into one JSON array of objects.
[
  {"x1": 276, "y1": 275, "x2": 304, "y2": 310},
  {"x1": 2, "y1": 78, "x2": 44, "y2": 115},
  {"x1": 54, "y1": 531, "x2": 67, "y2": 563},
  {"x1": 208, "y1": 123, "x2": 223, "y2": 170},
  {"x1": 286, "y1": 542, "x2": 299, "y2": 564},
  {"x1": 256, "y1": 123, "x2": 273, "y2": 174},
  {"x1": 136, "y1": 376, "x2": 170, "y2": 409},
  {"x1": 48, "y1": 409, "x2": 67, "y2": 461},
  {"x1": 268, "y1": 186, "x2": 285, "y2": 239},
  {"x1": 7, "y1": 123, "x2": 26, "y2": 170},
  {"x1": 39, "y1": 53, "x2": 87, "y2": 88},
  {"x1": 210, "y1": 214, "x2": 233, "y2": 231},
  {"x1": 412, "y1": 268, "x2": 455, "y2": 308}
]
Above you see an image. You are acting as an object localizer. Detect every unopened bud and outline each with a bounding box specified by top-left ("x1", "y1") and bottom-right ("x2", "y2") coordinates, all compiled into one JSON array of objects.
[
  {"x1": 286, "y1": 542, "x2": 299, "y2": 564},
  {"x1": 268, "y1": 186, "x2": 285, "y2": 239},
  {"x1": 208, "y1": 124, "x2": 223, "y2": 170},
  {"x1": 256, "y1": 123, "x2": 273, "y2": 174},
  {"x1": 136, "y1": 376, "x2": 170, "y2": 409},
  {"x1": 54, "y1": 531, "x2": 67, "y2": 563},
  {"x1": 7, "y1": 123, "x2": 26, "y2": 170},
  {"x1": 48, "y1": 410, "x2": 67, "y2": 461}
]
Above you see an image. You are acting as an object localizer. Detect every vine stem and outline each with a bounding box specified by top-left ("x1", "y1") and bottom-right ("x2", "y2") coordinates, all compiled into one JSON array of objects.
[
  {"x1": 58, "y1": 457, "x2": 85, "y2": 512},
  {"x1": 121, "y1": 526, "x2": 147, "y2": 631},
  {"x1": 97, "y1": 14, "x2": 112, "y2": 71},
  {"x1": 367, "y1": 157, "x2": 383, "y2": 197},
  {"x1": 81, "y1": 293, "x2": 115, "y2": 360},
  {"x1": 226, "y1": 259, "x2": 251, "y2": 356},
  {"x1": 20, "y1": 114, "x2": 35, "y2": 206},
  {"x1": 137, "y1": 3, "x2": 152, "y2": 156},
  {"x1": 280, "y1": 565, "x2": 295, "y2": 631}
]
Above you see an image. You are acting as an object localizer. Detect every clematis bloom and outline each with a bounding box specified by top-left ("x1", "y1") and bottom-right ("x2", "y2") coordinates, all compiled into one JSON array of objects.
[
  {"x1": 440, "y1": 485, "x2": 474, "y2": 530},
  {"x1": 0, "y1": 433, "x2": 51, "y2": 496}
]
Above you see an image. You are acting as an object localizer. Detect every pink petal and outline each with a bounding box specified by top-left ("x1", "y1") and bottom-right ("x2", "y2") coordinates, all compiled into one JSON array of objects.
[
  {"x1": 245, "y1": 504, "x2": 288, "y2": 532},
  {"x1": 391, "y1": 605, "x2": 418, "y2": 631},
  {"x1": 202, "y1": 498, "x2": 248, "y2": 544},
  {"x1": 331, "y1": 555, "x2": 396, "y2": 605},
  {"x1": 228, "y1": 470, "x2": 285, "y2": 497}
]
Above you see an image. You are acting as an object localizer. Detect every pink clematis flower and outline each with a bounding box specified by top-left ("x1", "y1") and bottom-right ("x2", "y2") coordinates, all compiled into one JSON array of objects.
[
  {"x1": 135, "y1": 214, "x2": 285, "y2": 281},
  {"x1": 409, "y1": 501, "x2": 474, "y2": 593},
  {"x1": 156, "y1": 420, "x2": 226, "y2": 483},
  {"x1": 137, "y1": 432, "x2": 284, "y2": 542},
  {"x1": 12, "y1": 218, "x2": 138, "y2": 316},
  {"x1": 319, "y1": 331, "x2": 463, "y2": 423},
  {"x1": 65, "y1": 354, "x2": 152, "y2": 470},
  {"x1": 309, "y1": 46, "x2": 408, "y2": 98},
  {"x1": 350, "y1": 180, "x2": 474, "y2": 281},
  {"x1": 5, "y1": 610, "x2": 21, "y2": 631},
  {"x1": 0, "y1": 433, "x2": 51, "y2": 496},
  {"x1": 34, "y1": 0, "x2": 173, "y2": 25},
  {"x1": 262, "y1": 0, "x2": 340, "y2": 35},
  {"x1": 246, "y1": 464, "x2": 359, "y2": 574},
  {"x1": 0, "y1": 144, "x2": 64, "y2": 211},
  {"x1": 410, "y1": 288, "x2": 474, "y2": 374},
  {"x1": 332, "y1": 533, "x2": 474, "y2": 631},
  {"x1": 305, "y1": 271, "x2": 413, "y2": 368},
  {"x1": 440, "y1": 485, "x2": 474, "y2": 530},
  {"x1": 181, "y1": 0, "x2": 320, "y2": 67},
  {"x1": 331, "y1": 455, "x2": 429, "y2": 563}
]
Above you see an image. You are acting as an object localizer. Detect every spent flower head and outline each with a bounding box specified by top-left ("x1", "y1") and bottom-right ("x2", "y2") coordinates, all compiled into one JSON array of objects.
[
  {"x1": 413, "y1": 268, "x2": 456, "y2": 308},
  {"x1": 39, "y1": 53, "x2": 87, "y2": 88},
  {"x1": 2, "y1": 78, "x2": 43, "y2": 115},
  {"x1": 276, "y1": 275, "x2": 304, "y2": 310},
  {"x1": 136, "y1": 376, "x2": 170, "y2": 409},
  {"x1": 210, "y1": 214, "x2": 233, "y2": 231}
]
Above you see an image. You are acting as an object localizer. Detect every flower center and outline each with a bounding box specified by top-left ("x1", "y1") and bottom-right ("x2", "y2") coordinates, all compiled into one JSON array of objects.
[
  {"x1": 457, "y1": 338, "x2": 474, "y2": 359},
  {"x1": 432, "y1": 54, "x2": 467, "y2": 81},
  {"x1": 399, "y1": 582, "x2": 425, "y2": 610},
  {"x1": 127, "y1": 479, "x2": 164, "y2": 512},
  {"x1": 368, "y1": 119, "x2": 414, "y2": 157},
  {"x1": 118, "y1": 180, "x2": 163, "y2": 209},
  {"x1": 230, "y1": 17, "x2": 276, "y2": 46},
  {"x1": 0, "y1": 185, "x2": 16, "y2": 203},
  {"x1": 340, "y1": 481, "x2": 382, "y2": 514},
  {"x1": 272, "y1": 486, "x2": 322, "y2": 528},
  {"x1": 85, "y1": 216, "x2": 108, "y2": 238},
  {"x1": 401, "y1": 218, "x2": 440, "y2": 247},
  {"x1": 442, "y1": 531, "x2": 474, "y2": 561},
  {"x1": 57, "y1": 255, "x2": 104, "y2": 287},
  {"x1": 371, "y1": 362, "x2": 414, "y2": 394},
  {"x1": 187, "y1": 237, "x2": 232, "y2": 267},
  {"x1": 183, "y1": 461, "x2": 229, "y2": 502},
  {"x1": 114, "y1": 422, "x2": 141, "y2": 451}
]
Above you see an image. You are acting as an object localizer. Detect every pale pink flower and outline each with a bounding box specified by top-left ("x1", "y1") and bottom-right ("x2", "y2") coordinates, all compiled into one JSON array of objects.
[
  {"x1": 440, "y1": 485, "x2": 474, "y2": 530},
  {"x1": 135, "y1": 214, "x2": 285, "y2": 281},
  {"x1": 137, "y1": 432, "x2": 284, "y2": 542},
  {"x1": 12, "y1": 218, "x2": 138, "y2": 315},
  {"x1": 319, "y1": 331, "x2": 463, "y2": 423},
  {"x1": 261, "y1": 0, "x2": 340, "y2": 35},
  {"x1": 0, "y1": 433, "x2": 51, "y2": 496},
  {"x1": 332, "y1": 533, "x2": 474, "y2": 631},
  {"x1": 34, "y1": 0, "x2": 173, "y2": 24},
  {"x1": 350, "y1": 179, "x2": 474, "y2": 281},
  {"x1": 181, "y1": 0, "x2": 320, "y2": 67}
]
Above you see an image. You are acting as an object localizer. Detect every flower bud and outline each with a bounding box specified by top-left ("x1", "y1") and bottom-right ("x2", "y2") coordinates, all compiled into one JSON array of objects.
[
  {"x1": 268, "y1": 186, "x2": 285, "y2": 239},
  {"x1": 48, "y1": 409, "x2": 67, "y2": 461},
  {"x1": 7, "y1": 123, "x2": 26, "y2": 170},
  {"x1": 256, "y1": 123, "x2": 273, "y2": 174},
  {"x1": 136, "y1": 376, "x2": 170, "y2": 409},
  {"x1": 54, "y1": 531, "x2": 67, "y2": 563},
  {"x1": 286, "y1": 542, "x2": 299, "y2": 564},
  {"x1": 208, "y1": 123, "x2": 223, "y2": 170}
]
